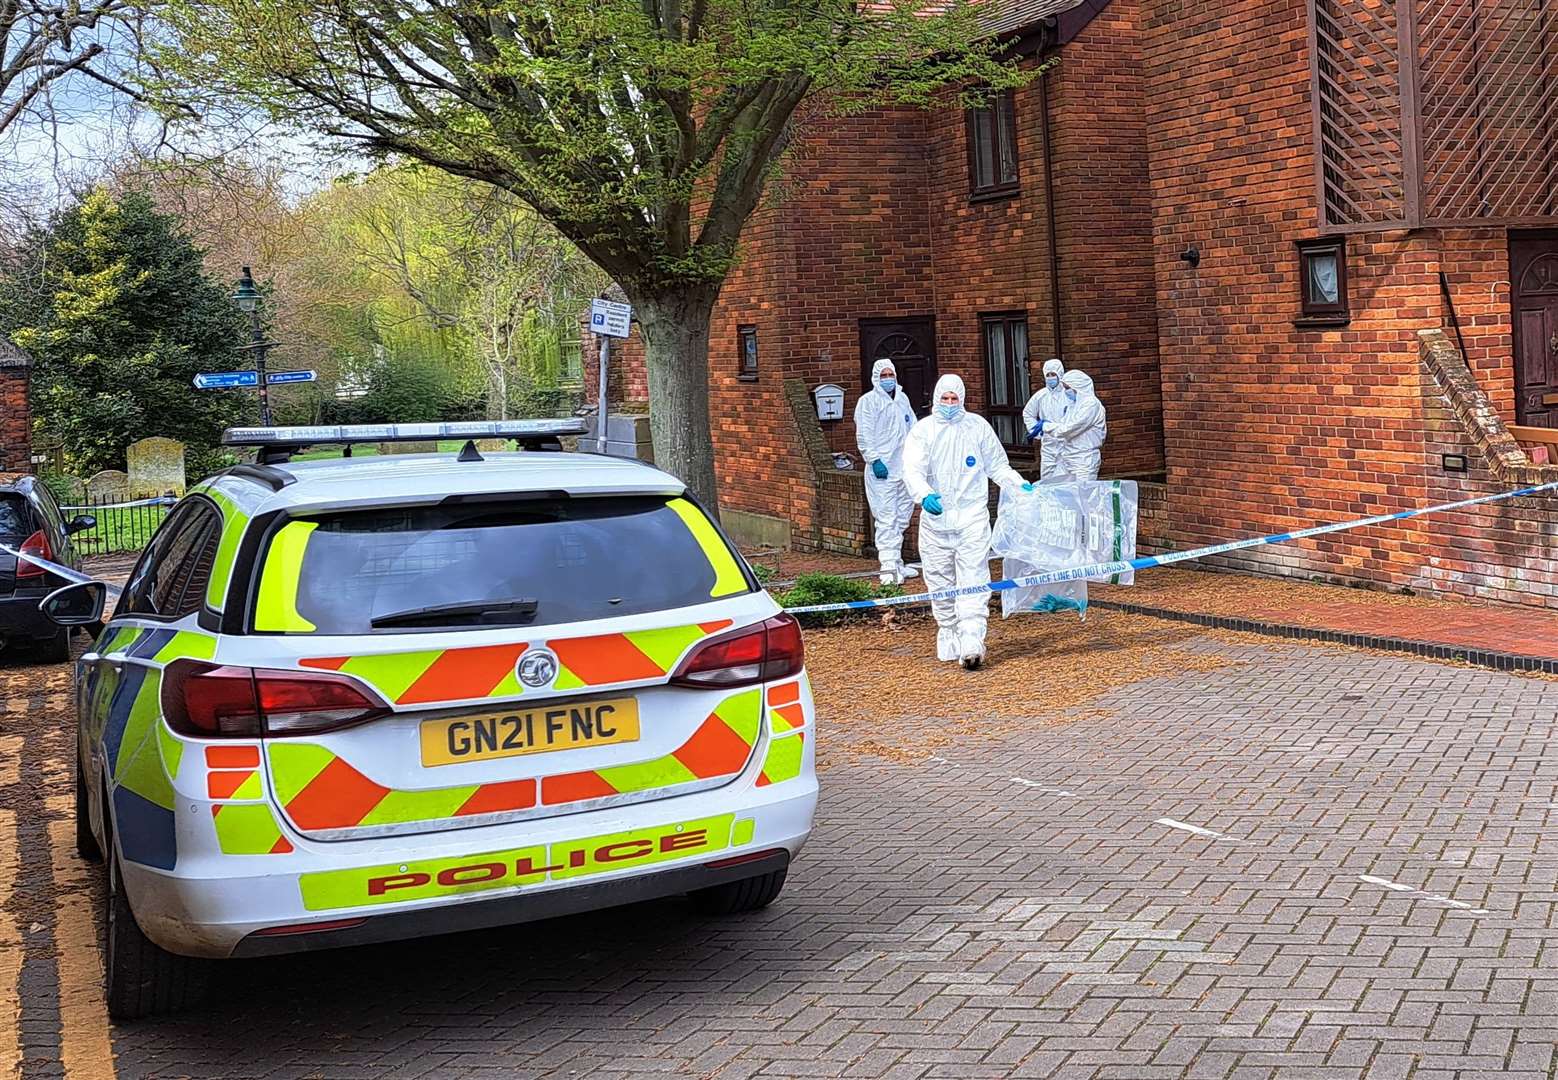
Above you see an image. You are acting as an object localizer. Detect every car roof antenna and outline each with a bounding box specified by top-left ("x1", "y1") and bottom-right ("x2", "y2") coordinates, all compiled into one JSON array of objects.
[{"x1": 457, "y1": 439, "x2": 484, "y2": 462}]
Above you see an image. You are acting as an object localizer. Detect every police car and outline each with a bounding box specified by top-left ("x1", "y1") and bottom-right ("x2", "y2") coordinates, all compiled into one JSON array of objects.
[{"x1": 43, "y1": 422, "x2": 817, "y2": 1020}]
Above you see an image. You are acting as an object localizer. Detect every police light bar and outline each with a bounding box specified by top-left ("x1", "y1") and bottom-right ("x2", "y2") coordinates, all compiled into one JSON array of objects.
[{"x1": 221, "y1": 420, "x2": 589, "y2": 446}]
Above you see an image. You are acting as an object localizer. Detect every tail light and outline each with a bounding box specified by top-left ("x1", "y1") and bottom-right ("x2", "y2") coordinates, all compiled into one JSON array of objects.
[
  {"x1": 15, "y1": 530, "x2": 51, "y2": 581},
  {"x1": 162, "y1": 661, "x2": 389, "y2": 738},
  {"x1": 670, "y1": 614, "x2": 805, "y2": 688}
]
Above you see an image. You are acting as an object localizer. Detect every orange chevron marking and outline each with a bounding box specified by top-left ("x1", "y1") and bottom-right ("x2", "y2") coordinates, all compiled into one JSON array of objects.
[{"x1": 397, "y1": 642, "x2": 529, "y2": 704}]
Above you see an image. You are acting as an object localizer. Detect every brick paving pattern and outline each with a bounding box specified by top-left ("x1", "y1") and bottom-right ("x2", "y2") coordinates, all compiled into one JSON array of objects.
[{"x1": 74, "y1": 637, "x2": 1555, "y2": 1079}]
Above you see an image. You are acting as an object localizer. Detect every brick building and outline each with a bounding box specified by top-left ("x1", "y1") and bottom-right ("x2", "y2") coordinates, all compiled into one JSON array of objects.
[
  {"x1": 0, "y1": 339, "x2": 31, "y2": 474},
  {"x1": 593, "y1": 0, "x2": 1558, "y2": 608}
]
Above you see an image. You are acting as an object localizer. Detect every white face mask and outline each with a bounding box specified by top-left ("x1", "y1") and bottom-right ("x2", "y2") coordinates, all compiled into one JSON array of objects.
[{"x1": 936, "y1": 402, "x2": 962, "y2": 421}]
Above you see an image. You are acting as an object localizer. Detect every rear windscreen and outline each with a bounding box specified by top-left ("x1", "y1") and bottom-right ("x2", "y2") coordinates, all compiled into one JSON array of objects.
[
  {"x1": 254, "y1": 495, "x2": 752, "y2": 634},
  {"x1": 0, "y1": 495, "x2": 31, "y2": 539}
]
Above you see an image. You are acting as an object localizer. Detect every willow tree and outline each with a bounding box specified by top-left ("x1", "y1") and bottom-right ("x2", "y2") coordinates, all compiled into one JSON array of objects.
[{"x1": 162, "y1": 0, "x2": 1025, "y2": 509}]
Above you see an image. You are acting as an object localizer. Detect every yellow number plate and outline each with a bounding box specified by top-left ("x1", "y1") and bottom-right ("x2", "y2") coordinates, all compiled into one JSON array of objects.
[{"x1": 420, "y1": 698, "x2": 640, "y2": 767}]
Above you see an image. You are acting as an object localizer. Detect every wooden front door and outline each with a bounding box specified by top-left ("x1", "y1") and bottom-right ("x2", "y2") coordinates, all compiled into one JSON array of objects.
[
  {"x1": 1511, "y1": 232, "x2": 1558, "y2": 427},
  {"x1": 859, "y1": 317, "x2": 938, "y2": 418}
]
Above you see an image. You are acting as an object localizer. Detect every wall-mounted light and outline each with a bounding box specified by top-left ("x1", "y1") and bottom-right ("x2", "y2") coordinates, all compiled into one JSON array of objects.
[
  {"x1": 1180, "y1": 246, "x2": 1200, "y2": 269},
  {"x1": 1441, "y1": 453, "x2": 1468, "y2": 473}
]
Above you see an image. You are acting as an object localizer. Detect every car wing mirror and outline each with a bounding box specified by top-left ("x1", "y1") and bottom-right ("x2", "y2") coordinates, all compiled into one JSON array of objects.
[
  {"x1": 39, "y1": 581, "x2": 107, "y2": 626},
  {"x1": 65, "y1": 515, "x2": 96, "y2": 535}
]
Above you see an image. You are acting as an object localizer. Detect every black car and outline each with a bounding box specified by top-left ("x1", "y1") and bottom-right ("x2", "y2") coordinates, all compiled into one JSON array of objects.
[{"x1": 0, "y1": 474, "x2": 95, "y2": 662}]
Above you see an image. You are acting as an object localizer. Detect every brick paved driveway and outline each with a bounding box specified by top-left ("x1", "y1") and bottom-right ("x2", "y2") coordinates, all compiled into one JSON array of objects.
[{"x1": 7, "y1": 631, "x2": 1558, "y2": 1079}]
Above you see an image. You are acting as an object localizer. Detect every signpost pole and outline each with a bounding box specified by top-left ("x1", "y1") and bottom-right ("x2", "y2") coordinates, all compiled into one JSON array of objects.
[
  {"x1": 252, "y1": 319, "x2": 273, "y2": 427},
  {"x1": 597, "y1": 336, "x2": 611, "y2": 454}
]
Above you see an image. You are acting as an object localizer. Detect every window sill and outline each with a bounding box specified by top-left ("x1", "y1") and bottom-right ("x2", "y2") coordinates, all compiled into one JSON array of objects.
[
  {"x1": 1293, "y1": 314, "x2": 1351, "y2": 329},
  {"x1": 969, "y1": 187, "x2": 1021, "y2": 205},
  {"x1": 737, "y1": 374, "x2": 759, "y2": 382}
]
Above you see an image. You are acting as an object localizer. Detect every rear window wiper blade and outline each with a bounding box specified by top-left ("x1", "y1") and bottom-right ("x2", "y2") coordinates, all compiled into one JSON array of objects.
[{"x1": 370, "y1": 598, "x2": 539, "y2": 629}]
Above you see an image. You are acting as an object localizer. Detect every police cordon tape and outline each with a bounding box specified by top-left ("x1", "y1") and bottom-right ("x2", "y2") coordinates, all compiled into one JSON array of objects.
[
  {"x1": 59, "y1": 495, "x2": 179, "y2": 511},
  {"x1": 5, "y1": 480, "x2": 1557, "y2": 617},
  {"x1": 0, "y1": 542, "x2": 109, "y2": 590},
  {"x1": 777, "y1": 479, "x2": 1558, "y2": 615}
]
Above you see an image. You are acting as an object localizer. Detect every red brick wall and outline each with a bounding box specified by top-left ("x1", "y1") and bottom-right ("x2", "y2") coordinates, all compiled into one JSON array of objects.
[
  {"x1": 0, "y1": 365, "x2": 30, "y2": 473},
  {"x1": 1139, "y1": 0, "x2": 1557, "y2": 606},
  {"x1": 708, "y1": 107, "x2": 938, "y2": 547},
  {"x1": 1045, "y1": 0, "x2": 1164, "y2": 476},
  {"x1": 915, "y1": 0, "x2": 1163, "y2": 477}
]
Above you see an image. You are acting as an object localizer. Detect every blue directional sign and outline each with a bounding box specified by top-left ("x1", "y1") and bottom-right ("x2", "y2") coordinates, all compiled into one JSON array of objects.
[
  {"x1": 193, "y1": 370, "x2": 259, "y2": 389},
  {"x1": 265, "y1": 370, "x2": 318, "y2": 385}
]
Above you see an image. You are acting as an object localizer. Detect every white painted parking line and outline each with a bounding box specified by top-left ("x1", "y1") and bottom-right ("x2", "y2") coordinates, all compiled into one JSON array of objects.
[
  {"x1": 1012, "y1": 777, "x2": 1078, "y2": 797},
  {"x1": 1154, "y1": 817, "x2": 1245, "y2": 842},
  {"x1": 1357, "y1": 874, "x2": 1489, "y2": 914}
]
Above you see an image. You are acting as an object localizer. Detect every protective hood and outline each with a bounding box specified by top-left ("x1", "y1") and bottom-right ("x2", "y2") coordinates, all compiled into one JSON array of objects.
[
  {"x1": 1061, "y1": 370, "x2": 1095, "y2": 397},
  {"x1": 1042, "y1": 358, "x2": 1065, "y2": 380},
  {"x1": 932, "y1": 373, "x2": 966, "y2": 411},
  {"x1": 871, "y1": 358, "x2": 897, "y2": 392}
]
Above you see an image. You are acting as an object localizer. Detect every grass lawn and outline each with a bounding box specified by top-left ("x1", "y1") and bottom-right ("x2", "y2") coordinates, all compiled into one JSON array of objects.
[
  {"x1": 73, "y1": 505, "x2": 169, "y2": 554},
  {"x1": 291, "y1": 440, "x2": 472, "y2": 462}
]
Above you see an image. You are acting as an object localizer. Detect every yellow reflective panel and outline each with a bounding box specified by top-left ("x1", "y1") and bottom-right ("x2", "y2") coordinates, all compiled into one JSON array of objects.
[
  {"x1": 254, "y1": 522, "x2": 318, "y2": 633},
  {"x1": 666, "y1": 499, "x2": 747, "y2": 599}
]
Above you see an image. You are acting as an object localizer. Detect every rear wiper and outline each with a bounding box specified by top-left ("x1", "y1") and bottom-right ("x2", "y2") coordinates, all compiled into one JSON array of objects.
[{"x1": 370, "y1": 598, "x2": 539, "y2": 629}]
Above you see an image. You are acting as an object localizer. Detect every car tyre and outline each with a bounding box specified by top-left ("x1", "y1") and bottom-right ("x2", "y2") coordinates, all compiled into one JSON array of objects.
[
  {"x1": 101, "y1": 791, "x2": 208, "y2": 1021},
  {"x1": 38, "y1": 628, "x2": 70, "y2": 664},
  {"x1": 74, "y1": 746, "x2": 100, "y2": 862},
  {"x1": 687, "y1": 867, "x2": 787, "y2": 916}
]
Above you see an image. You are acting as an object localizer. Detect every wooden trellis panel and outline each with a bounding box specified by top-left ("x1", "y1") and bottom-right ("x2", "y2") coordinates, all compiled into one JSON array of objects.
[{"x1": 1310, "y1": 0, "x2": 1558, "y2": 229}]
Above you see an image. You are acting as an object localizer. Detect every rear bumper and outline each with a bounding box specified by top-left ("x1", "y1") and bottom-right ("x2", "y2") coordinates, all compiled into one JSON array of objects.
[
  {"x1": 0, "y1": 593, "x2": 58, "y2": 643},
  {"x1": 230, "y1": 849, "x2": 791, "y2": 957},
  {"x1": 122, "y1": 779, "x2": 817, "y2": 958}
]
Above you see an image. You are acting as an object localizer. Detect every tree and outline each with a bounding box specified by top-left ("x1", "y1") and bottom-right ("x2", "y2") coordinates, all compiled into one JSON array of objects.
[
  {"x1": 0, "y1": 188, "x2": 252, "y2": 476},
  {"x1": 161, "y1": 0, "x2": 1026, "y2": 510}
]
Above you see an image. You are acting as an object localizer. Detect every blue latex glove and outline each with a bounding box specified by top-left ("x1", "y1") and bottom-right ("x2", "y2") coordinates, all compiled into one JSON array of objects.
[
  {"x1": 1021, "y1": 482, "x2": 1035, "y2": 492},
  {"x1": 922, "y1": 493, "x2": 943, "y2": 516},
  {"x1": 871, "y1": 459, "x2": 889, "y2": 480},
  {"x1": 1030, "y1": 419, "x2": 1045, "y2": 438}
]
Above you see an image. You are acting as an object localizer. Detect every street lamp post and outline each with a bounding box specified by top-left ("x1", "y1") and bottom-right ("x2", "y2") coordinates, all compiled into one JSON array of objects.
[{"x1": 232, "y1": 266, "x2": 272, "y2": 426}]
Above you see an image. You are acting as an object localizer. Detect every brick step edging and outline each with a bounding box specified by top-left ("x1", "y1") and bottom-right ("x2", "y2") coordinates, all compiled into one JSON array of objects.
[{"x1": 1089, "y1": 599, "x2": 1558, "y2": 675}]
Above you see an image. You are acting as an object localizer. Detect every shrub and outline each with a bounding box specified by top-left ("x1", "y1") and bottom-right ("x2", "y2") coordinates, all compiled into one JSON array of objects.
[
  {"x1": 750, "y1": 563, "x2": 776, "y2": 585},
  {"x1": 775, "y1": 572, "x2": 902, "y2": 628}
]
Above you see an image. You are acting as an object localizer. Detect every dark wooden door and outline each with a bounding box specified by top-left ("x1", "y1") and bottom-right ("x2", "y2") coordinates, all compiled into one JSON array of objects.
[
  {"x1": 859, "y1": 317, "x2": 938, "y2": 417},
  {"x1": 1511, "y1": 232, "x2": 1558, "y2": 427}
]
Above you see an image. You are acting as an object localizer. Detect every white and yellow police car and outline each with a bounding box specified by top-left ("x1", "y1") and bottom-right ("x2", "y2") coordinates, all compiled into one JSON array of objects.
[{"x1": 46, "y1": 422, "x2": 817, "y2": 1020}]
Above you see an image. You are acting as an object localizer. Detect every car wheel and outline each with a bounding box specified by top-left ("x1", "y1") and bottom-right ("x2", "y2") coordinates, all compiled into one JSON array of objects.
[
  {"x1": 687, "y1": 867, "x2": 788, "y2": 916},
  {"x1": 74, "y1": 745, "x2": 100, "y2": 862},
  {"x1": 101, "y1": 792, "x2": 208, "y2": 1021},
  {"x1": 38, "y1": 628, "x2": 70, "y2": 664}
]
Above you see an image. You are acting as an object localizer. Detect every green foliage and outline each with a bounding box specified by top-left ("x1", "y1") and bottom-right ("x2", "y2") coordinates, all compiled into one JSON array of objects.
[
  {"x1": 0, "y1": 189, "x2": 253, "y2": 476},
  {"x1": 750, "y1": 563, "x2": 777, "y2": 585},
  {"x1": 162, "y1": 2, "x2": 1028, "y2": 297},
  {"x1": 776, "y1": 572, "x2": 902, "y2": 628}
]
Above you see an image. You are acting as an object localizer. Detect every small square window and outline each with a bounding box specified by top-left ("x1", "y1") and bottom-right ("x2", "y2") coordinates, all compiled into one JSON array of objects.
[
  {"x1": 738, "y1": 326, "x2": 758, "y2": 381},
  {"x1": 1296, "y1": 238, "x2": 1350, "y2": 326},
  {"x1": 967, "y1": 91, "x2": 1020, "y2": 201}
]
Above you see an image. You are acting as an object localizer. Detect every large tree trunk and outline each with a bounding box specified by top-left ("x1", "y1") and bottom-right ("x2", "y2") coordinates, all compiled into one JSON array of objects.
[{"x1": 633, "y1": 290, "x2": 721, "y2": 514}]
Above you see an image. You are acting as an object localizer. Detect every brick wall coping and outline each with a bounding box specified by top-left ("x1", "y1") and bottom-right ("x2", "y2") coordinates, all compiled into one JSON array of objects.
[{"x1": 1419, "y1": 328, "x2": 1558, "y2": 487}]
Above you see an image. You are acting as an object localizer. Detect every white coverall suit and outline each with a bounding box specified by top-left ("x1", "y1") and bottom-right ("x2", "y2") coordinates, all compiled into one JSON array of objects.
[
  {"x1": 853, "y1": 359, "x2": 918, "y2": 579},
  {"x1": 1047, "y1": 370, "x2": 1108, "y2": 481},
  {"x1": 901, "y1": 374, "x2": 1027, "y2": 665},
  {"x1": 1020, "y1": 358, "x2": 1070, "y2": 479}
]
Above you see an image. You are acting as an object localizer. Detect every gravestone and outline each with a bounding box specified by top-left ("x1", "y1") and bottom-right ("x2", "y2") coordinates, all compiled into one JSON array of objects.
[
  {"x1": 126, "y1": 437, "x2": 186, "y2": 497},
  {"x1": 84, "y1": 470, "x2": 129, "y2": 502}
]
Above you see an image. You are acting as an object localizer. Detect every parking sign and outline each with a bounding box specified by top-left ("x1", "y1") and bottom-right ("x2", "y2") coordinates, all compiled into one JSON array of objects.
[{"x1": 590, "y1": 298, "x2": 632, "y2": 339}]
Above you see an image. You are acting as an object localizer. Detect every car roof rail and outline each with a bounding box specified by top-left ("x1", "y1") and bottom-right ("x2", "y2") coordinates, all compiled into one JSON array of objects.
[{"x1": 218, "y1": 464, "x2": 297, "y2": 491}]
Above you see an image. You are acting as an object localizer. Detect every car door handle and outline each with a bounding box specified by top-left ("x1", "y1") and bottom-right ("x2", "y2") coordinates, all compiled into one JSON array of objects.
[{"x1": 82, "y1": 653, "x2": 123, "y2": 671}]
